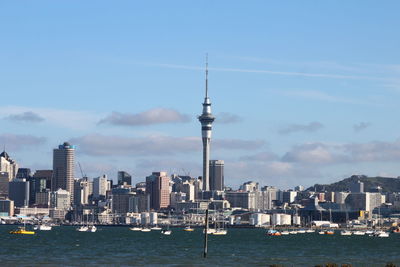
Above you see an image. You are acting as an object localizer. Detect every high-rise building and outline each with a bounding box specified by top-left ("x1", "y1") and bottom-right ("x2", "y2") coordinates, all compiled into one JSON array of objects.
[
  {"x1": 118, "y1": 171, "x2": 132, "y2": 186},
  {"x1": 198, "y1": 60, "x2": 215, "y2": 192},
  {"x1": 33, "y1": 170, "x2": 53, "y2": 190},
  {"x1": 74, "y1": 178, "x2": 91, "y2": 206},
  {"x1": 209, "y1": 160, "x2": 224, "y2": 191},
  {"x1": 0, "y1": 150, "x2": 18, "y2": 181},
  {"x1": 93, "y1": 174, "x2": 110, "y2": 199},
  {"x1": 0, "y1": 172, "x2": 9, "y2": 198},
  {"x1": 0, "y1": 199, "x2": 14, "y2": 216},
  {"x1": 50, "y1": 189, "x2": 71, "y2": 210},
  {"x1": 146, "y1": 172, "x2": 170, "y2": 210},
  {"x1": 52, "y1": 142, "x2": 75, "y2": 203},
  {"x1": 8, "y1": 178, "x2": 30, "y2": 207}
]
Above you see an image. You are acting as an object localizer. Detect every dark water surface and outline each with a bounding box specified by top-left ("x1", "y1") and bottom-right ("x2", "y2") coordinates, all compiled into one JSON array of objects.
[{"x1": 0, "y1": 226, "x2": 399, "y2": 266}]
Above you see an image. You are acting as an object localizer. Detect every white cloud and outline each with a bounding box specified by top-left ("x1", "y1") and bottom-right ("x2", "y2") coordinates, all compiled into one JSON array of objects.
[
  {"x1": 99, "y1": 108, "x2": 191, "y2": 126},
  {"x1": 279, "y1": 121, "x2": 324, "y2": 135}
]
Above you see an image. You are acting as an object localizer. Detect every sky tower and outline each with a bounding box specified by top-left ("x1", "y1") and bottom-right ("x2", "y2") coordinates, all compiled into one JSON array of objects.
[{"x1": 198, "y1": 58, "x2": 215, "y2": 191}]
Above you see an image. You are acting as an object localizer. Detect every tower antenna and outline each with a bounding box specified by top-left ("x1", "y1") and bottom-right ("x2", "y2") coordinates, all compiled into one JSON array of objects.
[{"x1": 205, "y1": 53, "x2": 208, "y2": 98}]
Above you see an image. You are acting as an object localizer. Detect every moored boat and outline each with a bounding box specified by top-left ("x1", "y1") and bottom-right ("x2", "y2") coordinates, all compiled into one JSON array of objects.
[
  {"x1": 340, "y1": 230, "x2": 352, "y2": 236},
  {"x1": 10, "y1": 227, "x2": 35, "y2": 235}
]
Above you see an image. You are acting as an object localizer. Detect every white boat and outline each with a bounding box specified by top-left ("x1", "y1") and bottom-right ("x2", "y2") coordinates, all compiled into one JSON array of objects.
[
  {"x1": 161, "y1": 230, "x2": 172, "y2": 235},
  {"x1": 318, "y1": 231, "x2": 325, "y2": 235},
  {"x1": 340, "y1": 230, "x2": 352, "y2": 236},
  {"x1": 38, "y1": 224, "x2": 52, "y2": 231},
  {"x1": 353, "y1": 230, "x2": 365, "y2": 236},
  {"x1": 365, "y1": 230, "x2": 374, "y2": 236},
  {"x1": 281, "y1": 231, "x2": 290, "y2": 235},
  {"x1": 130, "y1": 227, "x2": 142, "y2": 231},
  {"x1": 141, "y1": 228, "x2": 151, "y2": 232},
  {"x1": 212, "y1": 229, "x2": 227, "y2": 235},
  {"x1": 89, "y1": 225, "x2": 97, "y2": 232},
  {"x1": 77, "y1": 226, "x2": 88, "y2": 232},
  {"x1": 306, "y1": 229, "x2": 315, "y2": 233},
  {"x1": 203, "y1": 228, "x2": 216, "y2": 234},
  {"x1": 378, "y1": 231, "x2": 389, "y2": 238},
  {"x1": 183, "y1": 226, "x2": 195, "y2": 232},
  {"x1": 297, "y1": 229, "x2": 306, "y2": 234},
  {"x1": 289, "y1": 230, "x2": 298, "y2": 235},
  {"x1": 151, "y1": 226, "x2": 162, "y2": 231}
]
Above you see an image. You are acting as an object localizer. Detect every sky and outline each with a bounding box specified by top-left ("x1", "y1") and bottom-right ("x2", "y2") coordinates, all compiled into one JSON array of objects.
[{"x1": 1, "y1": 1, "x2": 400, "y2": 189}]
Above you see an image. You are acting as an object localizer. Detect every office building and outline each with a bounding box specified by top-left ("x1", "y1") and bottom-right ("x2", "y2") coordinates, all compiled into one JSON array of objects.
[
  {"x1": 146, "y1": 172, "x2": 170, "y2": 210},
  {"x1": 0, "y1": 199, "x2": 14, "y2": 216},
  {"x1": 209, "y1": 160, "x2": 224, "y2": 191},
  {"x1": 50, "y1": 189, "x2": 71, "y2": 210},
  {"x1": 74, "y1": 178, "x2": 91, "y2": 206},
  {"x1": 33, "y1": 170, "x2": 53, "y2": 190},
  {"x1": 225, "y1": 191, "x2": 257, "y2": 210},
  {"x1": 52, "y1": 142, "x2": 75, "y2": 203},
  {"x1": 118, "y1": 171, "x2": 132, "y2": 186},
  {"x1": 0, "y1": 172, "x2": 9, "y2": 198},
  {"x1": 8, "y1": 178, "x2": 30, "y2": 207},
  {"x1": 93, "y1": 175, "x2": 110, "y2": 199},
  {"x1": 0, "y1": 150, "x2": 18, "y2": 181}
]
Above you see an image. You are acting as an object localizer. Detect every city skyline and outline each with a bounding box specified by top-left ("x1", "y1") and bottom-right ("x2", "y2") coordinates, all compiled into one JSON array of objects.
[{"x1": 1, "y1": 1, "x2": 400, "y2": 189}]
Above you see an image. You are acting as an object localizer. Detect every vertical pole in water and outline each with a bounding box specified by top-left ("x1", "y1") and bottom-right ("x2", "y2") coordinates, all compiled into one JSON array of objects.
[{"x1": 203, "y1": 209, "x2": 209, "y2": 258}]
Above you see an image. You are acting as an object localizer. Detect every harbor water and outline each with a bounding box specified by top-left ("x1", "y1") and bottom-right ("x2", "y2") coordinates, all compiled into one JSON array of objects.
[{"x1": 1, "y1": 226, "x2": 400, "y2": 266}]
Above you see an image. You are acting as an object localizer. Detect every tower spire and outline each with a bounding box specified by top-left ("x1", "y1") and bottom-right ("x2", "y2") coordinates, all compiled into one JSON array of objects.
[{"x1": 205, "y1": 53, "x2": 208, "y2": 98}]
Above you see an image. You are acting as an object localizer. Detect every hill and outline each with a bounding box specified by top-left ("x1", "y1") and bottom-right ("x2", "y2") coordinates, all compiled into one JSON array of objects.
[{"x1": 308, "y1": 175, "x2": 400, "y2": 193}]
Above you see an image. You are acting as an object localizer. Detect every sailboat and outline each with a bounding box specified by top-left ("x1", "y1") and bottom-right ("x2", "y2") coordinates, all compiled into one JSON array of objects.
[
  {"x1": 161, "y1": 212, "x2": 172, "y2": 235},
  {"x1": 212, "y1": 212, "x2": 227, "y2": 235}
]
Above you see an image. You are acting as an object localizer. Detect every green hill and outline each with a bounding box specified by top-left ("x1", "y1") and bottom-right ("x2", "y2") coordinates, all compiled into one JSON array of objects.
[{"x1": 308, "y1": 175, "x2": 400, "y2": 193}]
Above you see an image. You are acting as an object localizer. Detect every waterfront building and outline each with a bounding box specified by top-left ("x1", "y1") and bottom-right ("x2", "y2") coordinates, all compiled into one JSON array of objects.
[
  {"x1": 52, "y1": 142, "x2": 75, "y2": 203},
  {"x1": 256, "y1": 186, "x2": 278, "y2": 210},
  {"x1": 50, "y1": 189, "x2": 71, "y2": 210},
  {"x1": 118, "y1": 171, "x2": 132, "y2": 186},
  {"x1": 225, "y1": 191, "x2": 257, "y2": 210},
  {"x1": 209, "y1": 160, "x2": 224, "y2": 191},
  {"x1": 0, "y1": 172, "x2": 9, "y2": 198},
  {"x1": 0, "y1": 150, "x2": 18, "y2": 181},
  {"x1": 271, "y1": 213, "x2": 292, "y2": 226},
  {"x1": 198, "y1": 60, "x2": 215, "y2": 192},
  {"x1": 170, "y1": 192, "x2": 187, "y2": 209},
  {"x1": 112, "y1": 188, "x2": 135, "y2": 214},
  {"x1": 0, "y1": 199, "x2": 14, "y2": 216},
  {"x1": 93, "y1": 175, "x2": 111, "y2": 200},
  {"x1": 8, "y1": 178, "x2": 30, "y2": 207},
  {"x1": 146, "y1": 172, "x2": 170, "y2": 210}
]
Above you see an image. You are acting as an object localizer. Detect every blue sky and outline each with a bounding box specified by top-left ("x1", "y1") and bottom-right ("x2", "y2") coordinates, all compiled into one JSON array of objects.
[{"x1": 1, "y1": 1, "x2": 400, "y2": 189}]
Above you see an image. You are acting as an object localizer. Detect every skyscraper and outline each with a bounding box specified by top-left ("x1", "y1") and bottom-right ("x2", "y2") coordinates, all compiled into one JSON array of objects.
[
  {"x1": 0, "y1": 150, "x2": 18, "y2": 181},
  {"x1": 209, "y1": 160, "x2": 224, "y2": 191},
  {"x1": 118, "y1": 171, "x2": 132, "y2": 186},
  {"x1": 52, "y1": 142, "x2": 75, "y2": 203},
  {"x1": 146, "y1": 172, "x2": 170, "y2": 210},
  {"x1": 198, "y1": 59, "x2": 215, "y2": 191}
]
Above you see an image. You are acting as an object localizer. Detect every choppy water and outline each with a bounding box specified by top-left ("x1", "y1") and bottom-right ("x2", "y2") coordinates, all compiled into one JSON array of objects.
[{"x1": 0, "y1": 226, "x2": 399, "y2": 266}]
